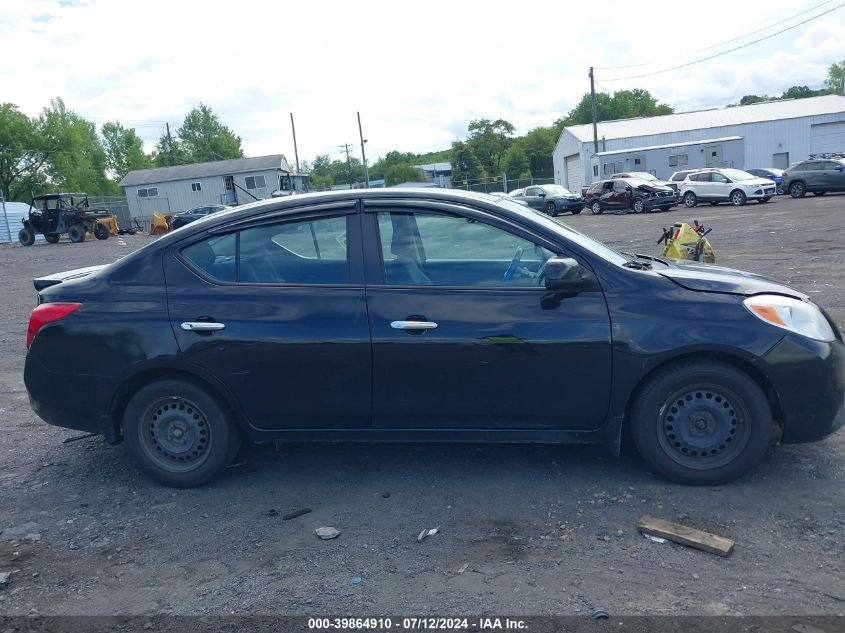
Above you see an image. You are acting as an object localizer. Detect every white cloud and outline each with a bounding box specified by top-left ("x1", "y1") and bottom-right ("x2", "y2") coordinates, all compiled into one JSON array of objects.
[{"x1": 1, "y1": 0, "x2": 843, "y2": 165}]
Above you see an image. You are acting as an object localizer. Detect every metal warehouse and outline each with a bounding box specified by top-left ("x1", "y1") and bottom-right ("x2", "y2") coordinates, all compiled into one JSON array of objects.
[
  {"x1": 552, "y1": 95, "x2": 845, "y2": 193},
  {"x1": 119, "y1": 154, "x2": 294, "y2": 218}
]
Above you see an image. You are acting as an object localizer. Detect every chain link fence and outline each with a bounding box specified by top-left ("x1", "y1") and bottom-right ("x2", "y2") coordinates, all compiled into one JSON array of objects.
[{"x1": 451, "y1": 175, "x2": 555, "y2": 195}]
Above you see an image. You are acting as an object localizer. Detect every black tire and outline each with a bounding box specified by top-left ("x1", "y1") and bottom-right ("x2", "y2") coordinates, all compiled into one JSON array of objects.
[
  {"x1": 812, "y1": 191, "x2": 826, "y2": 196},
  {"x1": 94, "y1": 223, "x2": 109, "y2": 240},
  {"x1": 545, "y1": 201, "x2": 557, "y2": 216},
  {"x1": 683, "y1": 192, "x2": 697, "y2": 208},
  {"x1": 123, "y1": 378, "x2": 239, "y2": 487},
  {"x1": 730, "y1": 189, "x2": 746, "y2": 206},
  {"x1": 44, "y1": 233, "x2": 60, "y2": 243},
  {"x1": 68, "y1": 224, "x2": 86, "y2": 243},
  {"x1": 18, "y1": 227, "x2": 35, "y2": 246},
  {"x1": 570, "y1": 208, "x2": 582, "y2": 215},
  {"x1": 789, "y1": 181, "x2": 806, "y2": 198},
  {"x1": 632, "y1": 198, "x2": 646, "y2": 214},
  {"x1": 759, "y1": 197, "x2": 770, "y2": 203},
  {"x1": 590, "y1": 200, "x2": 603, "y2": 215},
  {"x1": 630, "y1": 360, "x2": 774, "y2": 485}
]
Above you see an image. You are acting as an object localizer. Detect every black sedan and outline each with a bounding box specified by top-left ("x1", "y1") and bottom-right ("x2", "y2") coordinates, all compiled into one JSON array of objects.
[
  {"x1": 170, "y1": 204, "x2": 229, "y2": 229},
  {"x1": 24, "y1": 189, "x2": 845, "y2": 487},
  {"x1": 509, "y1": 184, "x2": 584, "y2": 216}
]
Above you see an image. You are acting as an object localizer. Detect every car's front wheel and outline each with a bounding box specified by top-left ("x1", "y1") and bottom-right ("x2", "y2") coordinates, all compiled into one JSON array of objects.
[
  {"x1": 18, "y1": 227, "x2": 35, "y2": 246},
  {"x1": 630, "y1": 360, "x2": 774, "y2": 485},
  {"x1": 590, "y1": 200, "x2": 603, "y2": 215},
  {"x1": 683, "y1": 192, "x2": 697, "y2": 208},
  {"x1": 632, "y1": 198, "x2": 646, "y2": 213},
  {"x1": 730, "y1": 190, "x2": 747, "y2": 206},
  {"x1": 94, "y1": 223, "x2": 110, "y2": 240},
  {"x1": 789, "y1": 182, "x2": 806, "y2": 198},
  {"x1": 68, "y1": 224, "x2": 86, "y2": 243},
  {"x1": 123, "y1": 378, "x2": 241, "y2": 487}
]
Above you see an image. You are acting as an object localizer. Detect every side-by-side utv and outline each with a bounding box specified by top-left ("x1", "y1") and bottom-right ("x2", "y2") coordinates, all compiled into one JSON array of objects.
[{"x1": 18, "y1": 193, "x2": 111, "y2": 246}]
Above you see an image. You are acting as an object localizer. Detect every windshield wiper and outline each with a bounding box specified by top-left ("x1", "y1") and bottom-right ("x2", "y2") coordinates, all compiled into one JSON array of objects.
[
  {"x1": 624, "y1": 252, "x2": 670, "y2": 266},
  {"x1": 622, "y1": 260, "x2": 652, "y2": 270}
]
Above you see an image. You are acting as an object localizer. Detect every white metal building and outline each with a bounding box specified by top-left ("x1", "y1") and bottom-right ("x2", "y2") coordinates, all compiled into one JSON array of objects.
[
  {"x1": 553, "y1": 95, "x2": 845, "y2": 192},
  {"x1": 119, "y1": 155, "x2": 293, "y2": 217}
]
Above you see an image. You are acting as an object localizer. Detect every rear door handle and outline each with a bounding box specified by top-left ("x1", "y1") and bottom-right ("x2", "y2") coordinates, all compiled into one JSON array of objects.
[
  {"x1": 181, "y1": 321, "x2": 226, "y2": 331},
  {"x1": 390, "y1": 320, "x2": 438, "y2": 331}
]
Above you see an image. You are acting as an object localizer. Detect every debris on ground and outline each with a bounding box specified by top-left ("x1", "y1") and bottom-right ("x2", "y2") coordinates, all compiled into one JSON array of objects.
[
  {"x1": 643, "y1": 533, "x2": 667, "y2": 544},
  {"x1": 283, "y1": 508, "x2": 312, "y2": 521},
  {"x1": 351, "y1": 577, "x2": 363, "y2": 585},
  {"x1": 0, "y1": 572, "x2": 11, "y2": 589},
  {"x1": 315, "y1": 527, "x2": 341, "y2": 540},
  {"x1": 457, "y1": 563, "x2": 469, "y2": 575},
  {"x1": 590, "y1": 607, "x2": 609, "y2": 620},
  {"x1": 417, "y1": 527, "x2": 439, "y2": 542},
  {"x1": 61, "y1": 432, "x2": 98, "y2": 444},
  {"x1": 638, "y1": 516, "x2": 734, "y2": 557}
]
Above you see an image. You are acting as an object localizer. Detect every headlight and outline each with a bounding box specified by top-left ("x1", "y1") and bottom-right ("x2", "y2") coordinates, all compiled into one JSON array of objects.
[{"x1": 743, "y1": 295, "x2": 836, "y2": 342}]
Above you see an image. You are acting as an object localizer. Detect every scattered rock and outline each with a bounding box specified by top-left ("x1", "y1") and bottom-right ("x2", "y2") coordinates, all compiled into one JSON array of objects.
[
  {"x1": 0, "y1": 522, "x2": 40, "y2": 541},
  {"x1": 69, "y1": 543, "x2": 79, "y2": 550},
  {"x1": 457, "y1": 563, "x2": 469, "y2": 575},
  {"x1": 616, "y1": 529, "x2": 624, "y2": 537},
  {"x1": 315, "y1": 527, "x2": 341, "y2": 540},
  {"x1": 417, "y1": 527, "x2": 439, "y2": 542},
  {"x1": 24, "y1": 533, "x2": 41, "y2": 543},
  {"x1": 381, "y1": 491, "x2": 391, "y2": 498},
  {"x1": 283, "y1": 508, "x2": 311, "y2": 521},
  {"x1": 267, "y1": 509, "x2": 279, "y2": 517},
  {"x1": 0, "y1": 572, "x2": 10, "y2": 589},
  {"x1": 692, "y1": 573, "x2": 700, "y2": 580}
]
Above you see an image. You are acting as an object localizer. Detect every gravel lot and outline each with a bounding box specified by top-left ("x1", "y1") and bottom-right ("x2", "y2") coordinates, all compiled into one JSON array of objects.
[{"x1": 0, "y1": 194, "x2": 843, "y2": 617}]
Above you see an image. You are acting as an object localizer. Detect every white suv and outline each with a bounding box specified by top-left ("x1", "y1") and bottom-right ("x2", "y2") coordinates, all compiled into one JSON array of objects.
[{"x1": 680, "y1": 168, "x2": 777, "y2": 207}]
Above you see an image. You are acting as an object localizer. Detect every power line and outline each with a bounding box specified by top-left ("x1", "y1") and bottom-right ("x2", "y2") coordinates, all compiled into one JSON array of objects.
[
  {"x1": 595, "y1": 0, "x2": 841, "y2": 71},
  {"x1": 602, "y1": 2, "x2": 845, "y2": 82}
]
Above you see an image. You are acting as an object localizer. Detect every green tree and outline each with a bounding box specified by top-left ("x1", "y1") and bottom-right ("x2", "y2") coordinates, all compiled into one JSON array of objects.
[
  {"x1": 155, "y1": 103, "x2": 244, "y2": 166},
  {"x1": 101, "y1": 121, "x2": 151, "y2": 180},
  {"x1": 466, "y1": 118, "x2": 515, "y2": 176},
  {"x1": 384, "y1": 164, "x2": 425, "y2": 186},
  {"x1": 739, "y1": 95, "x2": 769, "y2": 105},
  {"x1": 502, "y1": 145, "x2": 530, "y2": 179},
  {"x1": 40, "y1": 97, "x2": 115, "y2": 195},
  {"x1": 451, "y1": 141, "x2": 484, "y2": 182},
  {"x1": 0, "y1": 103, "x2": 49, "y2": 201},
  {"x1": 369, "y1": 150, "x2": 417, "y2": 180},
  {"x1": 558, "y1": 89, "x2": 673, "y2": 127},
  {"x1": 826, "y1": 60, "x2": 845, "y2": 95}
]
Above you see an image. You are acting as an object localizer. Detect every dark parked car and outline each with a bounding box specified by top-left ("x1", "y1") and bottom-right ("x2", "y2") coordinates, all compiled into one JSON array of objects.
[
  {"x1": 611, "y1": 171, "x2": 673, "y2": 189},
  {"x1": 509, "y1": 184, "x2": 583, "y2": 216},
  {"x1": 171, "y1": 205, "x2": 230, "y2": 229},
  {"x1": 746, "y1": 168, "x2": 785, "y2": 194},
  {"x1": 783, "y1": 157, "x2": 845, "y2": 198},
  {"x1": 583, "y1": 178, "x2": 677, "y2": 214},
  {"x1": 25, "y1": 189, "x2": 844, "y2": 487}
]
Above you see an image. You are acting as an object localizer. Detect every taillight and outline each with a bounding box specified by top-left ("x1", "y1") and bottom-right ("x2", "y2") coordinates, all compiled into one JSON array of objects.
[{"x1": 26, "y1": 302, "x2": 81, "y2": 349}]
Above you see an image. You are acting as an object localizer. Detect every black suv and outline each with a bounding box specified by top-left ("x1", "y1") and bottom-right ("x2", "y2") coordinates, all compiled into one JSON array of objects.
[{"x1": 783, "y1": 156, "x2": 845, "y2": 198}]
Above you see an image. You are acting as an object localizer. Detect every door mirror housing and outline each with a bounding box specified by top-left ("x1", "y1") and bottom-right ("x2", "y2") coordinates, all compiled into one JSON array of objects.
[
  {"x1": 544, "y1": 257, "x2": 600, "y2": 292},
  {"x1": 538, "y1": 191, "x2": 546, "y2": 197}
]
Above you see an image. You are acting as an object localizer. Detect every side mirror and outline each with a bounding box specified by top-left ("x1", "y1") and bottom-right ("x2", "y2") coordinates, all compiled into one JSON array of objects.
[
  {"x1": 837, "y1": 165, "x2": 844, "y2": 171},
  {"x1": 538, "y1": 191, "x2": 546, "y2": 198},
  {"x1": 544, "y1": 257, "x2": 599, "y2": 292}
]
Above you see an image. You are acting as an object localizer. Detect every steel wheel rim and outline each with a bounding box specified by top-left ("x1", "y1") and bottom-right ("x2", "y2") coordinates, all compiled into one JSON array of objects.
[
  {"x1": 732, "y1": 192, "x2": 743, "y2": 205},
  {"x1": 591, "y1": 202, "x2": 601, "y2": 214},
  {"x1": 634, "y1": 200, "x2": 644, "y2": 213},
  {"x1": 684, "y1": 195, "x2": 695, "y2": 207},
  {"x1": 657, "y1": 385, "x2": 752, "y2": 470},
  {"x1": 138, "y1": 397, "x2": 213, "y2": 473},
  {"x1": 791, "y1": 184, "x2": 803, "y2": 197}
]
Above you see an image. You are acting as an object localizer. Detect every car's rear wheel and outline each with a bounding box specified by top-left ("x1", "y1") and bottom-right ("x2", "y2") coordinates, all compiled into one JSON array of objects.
[
  {"x1": 630, "y1": 360, "x2": 774, "y2": 485},
  {"x1": 590, "y1": 200, "x2": 603, "y2": 215},
  {"x1": 789, "y1": 182, "x2": 806, "y2": 198},
  {"x1": 632, "y1": 198, "x2": 646, "y2": 213},
  {"x1": 730, "y1": 190, "x2": 747, "y2": 206},
  {"x1": 123, "y1": 378, "x2": 240, "y2": 487},
  {"x1": 94, "y1": 223, "x2": 110, "y2": 240},
  {"x1": 683, "y1": 192, "x2": 697, "y2": 208},
  {"x1": 68, "y1": 224, "x2": 86, "y2": 243},
  {"x1": 18, "y1": 227, "x2": 35, "y2": 246},
  {"x1": 545, "y1": 201, "x2": 556, "y2": 216},
  {"x1": 44, "y1": 233, "x2": 60, "y2": 243}
]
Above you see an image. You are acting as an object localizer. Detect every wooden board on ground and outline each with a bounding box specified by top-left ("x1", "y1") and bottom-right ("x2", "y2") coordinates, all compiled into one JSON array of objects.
[{"x1": 638, "y1": 516, "x2": 735, "y2": 557}]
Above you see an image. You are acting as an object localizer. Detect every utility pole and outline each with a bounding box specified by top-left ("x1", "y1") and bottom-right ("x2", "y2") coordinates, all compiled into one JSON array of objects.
[
  {"x1": 357, "y1": 112, "x2": 369, "y2": 188},
  {"x1": 165, "y1": 122, "x2": 175, "y2": 166},
  {"x1": 290, "y1": 113, "x2": 301, "y2": 173},
  {"x1": 339, "y1": 144, "x2": 354, "y2": 187},
  {"x1": 589, "y1": 67, "x2": 599, "y2": 155}
]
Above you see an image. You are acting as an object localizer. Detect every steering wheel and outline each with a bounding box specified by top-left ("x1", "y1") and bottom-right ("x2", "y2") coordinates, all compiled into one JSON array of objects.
[
  {"x1": 502, "y1": 246, "x2": 524, "y2": 282},
  {"x1": 535, "y1": 256, "x2": 551, "y2": 287}
]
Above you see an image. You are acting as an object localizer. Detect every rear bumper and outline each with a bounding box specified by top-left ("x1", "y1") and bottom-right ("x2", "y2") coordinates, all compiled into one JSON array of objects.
[
  {"x1": 24, "y1": 354, "x2": 121, "y2": 435},
  {"x1": 758, "y1": 334, "x2": 845, "y2": 442}
]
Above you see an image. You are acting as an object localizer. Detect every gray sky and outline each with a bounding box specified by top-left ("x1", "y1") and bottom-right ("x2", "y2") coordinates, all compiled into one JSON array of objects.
[{"x1": 2, "y1": 0, "x2": 844, "y2": 166}]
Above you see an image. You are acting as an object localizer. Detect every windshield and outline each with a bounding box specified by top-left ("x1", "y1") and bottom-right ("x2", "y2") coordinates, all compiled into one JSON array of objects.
[
  {"x1": 722, "y1": 168, "x2": 756, "y2": 181},
  {"x1": 630, "y1": 172, "x2": 657, "y2": 181},
  {"x1": 543, "y1": 185, "x2": 573, "y2": 196},
  {"x1": 493, "y1": 197, "x2": 629, "y2": 266}
]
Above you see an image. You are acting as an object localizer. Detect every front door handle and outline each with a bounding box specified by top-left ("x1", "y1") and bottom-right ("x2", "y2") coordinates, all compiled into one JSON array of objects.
[
  {"x1": 390, "y1": 320, "x2": 438, "y2": 331},
  {"x1": 181, "y1": 321, "x2": 226, "y2": 332}
]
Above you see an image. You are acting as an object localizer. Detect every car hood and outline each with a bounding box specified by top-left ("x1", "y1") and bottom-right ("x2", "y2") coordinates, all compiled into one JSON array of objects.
[
  {"x1": 657, "y1": 262, "x2": 807, "y2": 299},
  {"x1": 636, "y1": 183, "x2": 674, "y2": 194},
  {"x1": 739, "y1": 177, "x2": 776, "y2": 187}
]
